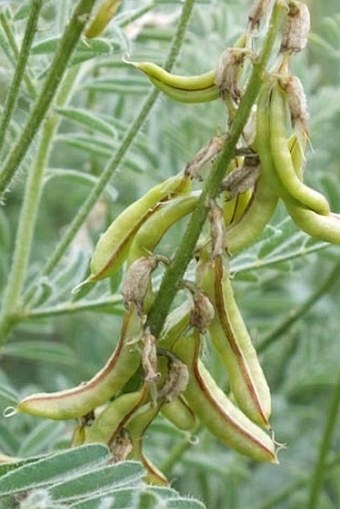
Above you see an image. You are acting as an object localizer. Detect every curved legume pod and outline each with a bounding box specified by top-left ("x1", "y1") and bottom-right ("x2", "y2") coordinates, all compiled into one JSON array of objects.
[
  {"x1": 222, "y1": 188, "x2": 252, "y2": 226},
  {"x1": 222, "y1": 87, "x2": 278, "y2": 253},
  {"x1": 125, "y1": 402, "x2": 168, "y2": 485},
  {"x1": 129, "y1": 60, "x2": 216, "y2": 91},
  {"x1": 196, "y1": 255, "x2": 271, "y2": 428},
  {"x1": 160, "y1": 395, "x2": 197, "y2": 431},
  {"x1": 223, "y1": 173, "x2": 278, "y2": 254},
  {"x1": 83, "y1": 389, "x2": 147, "y2": 445},
  {"x1": 85, "y1": 0, "x2": 120, "y2": 38},
  {"x1": 16, "y1": 304, "x2": 143, "y2": 420},
  {"x1": 269, "y1": 82, "x2": 330, "y2": 215},
  {"x1": 159, "y1": 300, "x2": 192, "y2": 350},
  {"x1": 285, "y1": 204, "x2": 340, "y2": 244},
  {"x1": 88, "y1": 173, "x2": 191, "y2": 282},
  {"x1": 128, "y1": 192, "x2": 199, "y2": 264},
  {"x1": 148, "y1": 75, "x2": 220, "y2": 104},
  {"x1": 172, "y1": 331, "x2": 277, "y2": 463}
]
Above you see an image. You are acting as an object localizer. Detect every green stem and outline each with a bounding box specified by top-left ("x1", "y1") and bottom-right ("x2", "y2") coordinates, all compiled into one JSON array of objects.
[
  {"x1": 257, "y1": 260, "x2": 340, "y2": 353},
  {"x1": 161, "y1": 424, "x2": 203, "y2": 475},
  {"x1": 0, "y1": 0, "x2": 97, "y2": 197},
  {"x1": 0, "y1": 0, "x2": 42, "y2": 154},
  {"x1": 307, "y1": 373, "x2": 340, "y2": 509},
  {"x1": 118, "y1": 2, "x2": 156, "y2": 28},
  {"x1": 0, "y1": 10, "x2": 36, "y2": 97},
  {"x1": 31, "y1": 0, "x2": 197, "y2": 284},
  {"x1": 21, "y1": 296, "x2": 124, "y2": 320},
  {"x1": 147, "y1": 1, "x2": 285, "y2": 337},
  {"x1": 0, "y1": 68, "x2": 79, "y2": 345},
  {"x1": 231, "y1": 242, "x2": 329, "y2": 274}
]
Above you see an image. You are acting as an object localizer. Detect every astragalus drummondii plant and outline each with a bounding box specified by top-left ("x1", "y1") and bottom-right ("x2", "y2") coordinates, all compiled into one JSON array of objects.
[{"x1": 0, "y1": 1, "x2": 340, "y2": 508}]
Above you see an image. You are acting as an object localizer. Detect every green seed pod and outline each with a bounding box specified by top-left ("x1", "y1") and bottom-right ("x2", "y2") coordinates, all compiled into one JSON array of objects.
[
  {"x1": 128, "y1": 193, "x2": 199, "y2": 264},
  {"x1": 159, "y1": 300, "x2": 192, "y2": 350},
  {"x1": 148, "y1": 75, "x2": 220, "y2": 104},
  {"x1": 85, "y1": 0, "x2": 120, "y2": 38},
  {"x1": 172, "y1": 331, "x2": 277, "y2": 463},
  {"x1": 129, "y1": 60, "x2": 216, "y2": 91},
  {"x1": 269, "y1": 83, "x2": 330, "y2": 215},
  {"x1": 223, "y1": 177, "x2": 278, "y2": 254},
  {"x1": 83, "y1": 390, "x2": 147, "y2": 445},
  {"x1": 16, "y1": 304, "x2": 143, "y2": 420},
  {"x1": 88, "y1": 173, "x2": 191, "y2": 282},
  {"x1": 222, "y1": 188, "x2": 252, "y2": 227},
  {"x1": 197, "y1": 255, "x2": 271, "y2": 428},
  {"x1": 160, "y1": 395, "x2": 197, "y2": 432},
  {"x1": 125, "y1": 402, "x2": 168, "y2": 485},
  {"x1": 286, "y1": 204, "x2": 340, "y2": 244}
]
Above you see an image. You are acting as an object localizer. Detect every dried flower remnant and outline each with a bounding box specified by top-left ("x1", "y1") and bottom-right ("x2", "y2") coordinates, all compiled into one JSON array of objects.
[
  {"x1": 142, "y1": 332, "x2": 159, "y2": 384},
  {"x1": 279, "y1": 74, "x2": 309, "y2": 134},
  {"x1": 122, "y1": 256, "x2": 159, "y2": 314},
  {"x1": 280, "y1": 1, "x2": 310, "y2": 53},
  {"x1": 190, "y1": 289, "x2": 215, "y2": 334},
  {"x1": 215, "y1": 48, "x2": 249, "y2": 101},
  {"x1": 209, "y1": 204, "x2": 227, "y2": 258},
  {"x1": 248, "y1": 0, "x2": 272, "y2": 30},
  {"x1": 184, "y1": 135, "x2": 227, "y2": 180},
  {"x1": 158, "y1": 354, "x2": 189, "y2": 402},
  {"x1": 221, "y1": 157, "x2": 261, "y2": 199}
]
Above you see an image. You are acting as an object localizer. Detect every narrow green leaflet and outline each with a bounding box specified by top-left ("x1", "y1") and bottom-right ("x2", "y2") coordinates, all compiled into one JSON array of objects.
[
  {"x1": 135, "y1": 490, "x2": 162, "y2": 509},
  {"x1": 0, "y1": 444, "x2": 110, "y2": 495},
  {"x1": 69, "y1": 487, "x2": 136, "y2": 509},
  {"x1": 81, "y1": 77, "x2": 150, "y2": 95},
  {"x1": 56, "y1": 133, "x2": 117, "y2": 159},
  {"x1": 0, "y1": 383, "x2": 18, "y2": 406},
  {"x1": 49, "y1": 462, "x2": 144, "y2": 502},
  {"x1": 2, "y1": 341, "x2": 77, "y2": 366},
  {"x1": 32, "y1": 37, "x2": 115, "y2": 58},
  {"x1": 18, "y1": 421, "x2": 65, "y2": 457},
  {"x1": 44, "y1": 169, "x2": 118, "y2": 202},
  {"x1": 167, "y1": 499, "x2": 206, "y2": 509},
  {"x1": 55, "y1": 107, "x2": 118, "y2": 138}
]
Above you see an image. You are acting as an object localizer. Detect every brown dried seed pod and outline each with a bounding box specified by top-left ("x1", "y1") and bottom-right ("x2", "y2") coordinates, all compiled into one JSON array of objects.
[{"x1": 280, "y1": 1, "x2": 311, "y2": 54}]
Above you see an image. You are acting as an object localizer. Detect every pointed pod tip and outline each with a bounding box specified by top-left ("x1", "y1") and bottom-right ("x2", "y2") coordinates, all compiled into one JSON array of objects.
[
  {"x1": 3, "y1": 406, "x2": 17, "y2": 418},
  {"x1": 71, "y1": 277, "x2": 95, "y2": 294}
]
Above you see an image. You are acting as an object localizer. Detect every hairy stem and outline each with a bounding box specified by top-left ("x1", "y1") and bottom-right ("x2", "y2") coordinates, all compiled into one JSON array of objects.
[
  {"x1": 0, "y1": 0, "x2": 42, "y2": 155},
  {"x1": 0, "y1": 0, "x2": 97, "y2": 196},
  {"x1": 0, "y1": 68, "x2": 79, "y2": 345},
  {"x1": 307, "y1": 373, "x2": 340, "y2": 509},
  {"x1": 0, "y1": 10, "x2": 36, "y2": 97},
  {"x1": 147, "y1": 1, "x2": 284, "y2": 337}
]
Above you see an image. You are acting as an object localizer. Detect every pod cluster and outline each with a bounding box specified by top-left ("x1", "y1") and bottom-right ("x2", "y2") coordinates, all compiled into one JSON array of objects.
[{"x1": 13, "y1": 0, "x2": 340, "y2": 484}]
